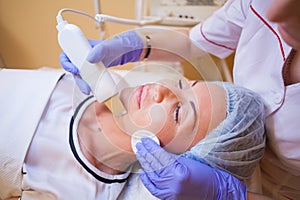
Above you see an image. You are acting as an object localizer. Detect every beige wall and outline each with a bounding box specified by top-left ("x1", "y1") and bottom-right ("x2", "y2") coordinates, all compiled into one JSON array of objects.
[
  {"x1": 0, "y1": 0, "x2": 233, "y2": 81},
  {"x1": 0, "y1": 0, "x2": 135, "y2": 69}
]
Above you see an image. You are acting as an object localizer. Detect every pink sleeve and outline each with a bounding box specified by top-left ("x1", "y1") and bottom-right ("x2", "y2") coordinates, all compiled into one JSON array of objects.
[{"x1": 189, "y1": 0, "x2": 252, "y2": 59}]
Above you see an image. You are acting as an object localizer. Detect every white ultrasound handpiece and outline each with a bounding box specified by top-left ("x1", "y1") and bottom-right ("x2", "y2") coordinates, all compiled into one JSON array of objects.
[{"x1": 56, "y1": 20, "x2": 126, "y2": 116}]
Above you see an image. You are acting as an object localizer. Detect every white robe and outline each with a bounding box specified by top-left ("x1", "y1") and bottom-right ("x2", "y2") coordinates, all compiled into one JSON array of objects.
[{"x1": 0, "y1": 69, "x2": 157, "y2": 200}]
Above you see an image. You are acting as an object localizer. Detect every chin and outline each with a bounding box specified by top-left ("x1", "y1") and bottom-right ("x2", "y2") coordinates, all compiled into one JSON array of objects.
[
  {"x1": 278, "y1": 25, "x2": 300, "y2": 50},
  {"x1": 283, "y1": 35, "x2": 300, "y2": 50}
]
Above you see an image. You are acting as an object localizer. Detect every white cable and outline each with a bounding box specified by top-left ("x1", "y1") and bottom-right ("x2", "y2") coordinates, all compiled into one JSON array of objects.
[
  {"x1": 56, "y1": 8, "x2": 163, "y2": 39},
  {"x1": 95, "y1": 14, "x2": 162, "y2": 26},
  {"x1": 56, "y1": 8, "x2": 103, "y2": 37},
  {"x1": 57, "y1": 8, "x2": 162, "y2": 27},
  {"x1": 56, "y1": 8, "x2": 100, "y2": 24}
]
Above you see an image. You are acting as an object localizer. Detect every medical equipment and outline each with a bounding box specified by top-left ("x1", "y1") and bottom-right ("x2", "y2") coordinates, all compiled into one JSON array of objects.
[
  {"x1": 141, "y1": 0, "x2": 226, "y2": 26},
  {"x1": 56, "y1": 9, "x2": 126, "y2": 117},
  {"x1": 93, "y1": 0, "x2": 226, "y2": 28},
  {"x1": 134, "y1": 0, "x2": 233, "y2": 82},
  {"x1": 131, "y1": 130, "x2": 160, "y2": 154}
]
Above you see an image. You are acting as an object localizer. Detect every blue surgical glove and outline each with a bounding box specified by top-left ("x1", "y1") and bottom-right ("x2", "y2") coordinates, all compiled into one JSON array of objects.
[
  {"x1": 59, "y1": 40, "x2": 102, "y2": 94},
  {"x1": 60, "y1": 40, "x2": 102, "y2": 75},
  {"x1": 86, "y1": 30, "x2": 143, "y2": 66},
  {"x1": 59, "y1": 30, "x2": 143, "y2": 94},
  {"x1": 136, "y1": 137, "x2": 247, "y2": 200}
]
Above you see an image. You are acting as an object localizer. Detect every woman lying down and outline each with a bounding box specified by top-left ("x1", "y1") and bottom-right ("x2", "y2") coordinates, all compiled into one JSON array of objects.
[{"x1": 0, "y1": 67, "x2": 265, "y2": 200}]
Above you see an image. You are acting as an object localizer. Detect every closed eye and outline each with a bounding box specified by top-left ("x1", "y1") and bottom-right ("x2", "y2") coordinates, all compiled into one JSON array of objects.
[
  {"x1": 174, "y1": 104, "x2": 181, "y2": 123},
  {"x1": 191, "y1": 81, "x2": 199, "y2": 87},
  {"x1": 179, "y1": 79, "x2": 183, "y2": 89},
  {"x1": 174, "y1": 80, "x2": 183, "y2": 123}
]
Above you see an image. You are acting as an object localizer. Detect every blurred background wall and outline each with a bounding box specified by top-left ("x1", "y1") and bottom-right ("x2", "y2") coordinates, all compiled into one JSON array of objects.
[
  {"x1": 0, "y1": 0, "x2": 233, "y2": 81},
  {"x1": 0, "y1": 0, "x2": 135, "y2": 69}
]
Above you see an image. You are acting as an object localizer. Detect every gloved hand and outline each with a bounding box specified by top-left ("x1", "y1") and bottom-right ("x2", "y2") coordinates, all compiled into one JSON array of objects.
[
  {"x1": 135, "y1": 137, "x2": 247, "y2": 200},
  {"x1": 59, "y1": 40, "x2": 103, "y2": 75},
  {"x1": 59, "y1": 30, "x2": 143, "y2": 94},
  {"x1": 86, "y1": 30, "x2": 143, "y2": 66},
  {"x1": 59, "y1": 40, "x2": 102, "y2": 94}
]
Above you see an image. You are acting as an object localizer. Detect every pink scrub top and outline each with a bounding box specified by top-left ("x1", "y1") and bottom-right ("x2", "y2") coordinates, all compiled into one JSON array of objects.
[{"x1": 189, "y1": 0, "x2": 300, "y2": 199}]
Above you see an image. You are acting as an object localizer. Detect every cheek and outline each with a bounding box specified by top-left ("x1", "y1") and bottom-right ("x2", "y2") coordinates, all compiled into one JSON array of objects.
[
  {"x1": 156, "y1": 124, "x2": 176, "y2": 148},
  {"x1": 117, "y1": 104, "x2": 169, "y2": 134},
  {"x1": 157, "y1": 114, "x2": 199, "y2": 154},
  {"x1": 161, "y1": 131, "x2": 196, "y2": 154}
]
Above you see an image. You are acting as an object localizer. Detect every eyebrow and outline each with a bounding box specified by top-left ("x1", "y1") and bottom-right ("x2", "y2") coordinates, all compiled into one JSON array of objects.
[{"x1": 189, "y1": 101, "x2": 197, "y2": 131}]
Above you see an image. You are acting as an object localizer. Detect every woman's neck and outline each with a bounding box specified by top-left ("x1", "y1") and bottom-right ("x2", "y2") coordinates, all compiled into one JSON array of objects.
[{"x1": 77, "y1": 102, "x2": 136, "y2": 175}]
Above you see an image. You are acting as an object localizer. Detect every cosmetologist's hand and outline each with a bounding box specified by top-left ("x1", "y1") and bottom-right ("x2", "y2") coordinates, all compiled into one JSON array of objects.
[
  {"x1": 86, "y1": 30, "x2": 143, "y2": 66},
  {"x1": 135, "y1": 137, "x2": 247, "y2": 200},
  {"x1": 59, "y1": 40, "x2": 102, "y2": 94},
  {"x1": 60, "y1": 40, "x2": 103, "y2": 75},
  {"x1": 60, "y1": 30, "x2": 143, "y2": 94}
]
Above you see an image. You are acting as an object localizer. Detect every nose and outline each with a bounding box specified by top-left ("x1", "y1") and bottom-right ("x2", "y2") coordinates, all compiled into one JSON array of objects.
[{"x1": 153, "y1": 85, "x2": 173, "y2": 103}]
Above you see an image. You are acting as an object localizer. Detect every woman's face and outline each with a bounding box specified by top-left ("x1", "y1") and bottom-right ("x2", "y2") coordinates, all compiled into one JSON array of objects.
[
  {"x1": 266, "y1": 0, "x2": 300, "y2": 50},
  {"x1": 96, "y1": 80, "x2": 226, "y2": 154},
  {"x1": 120, "y1": 80, "x2": 198, "y2": 152}
]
